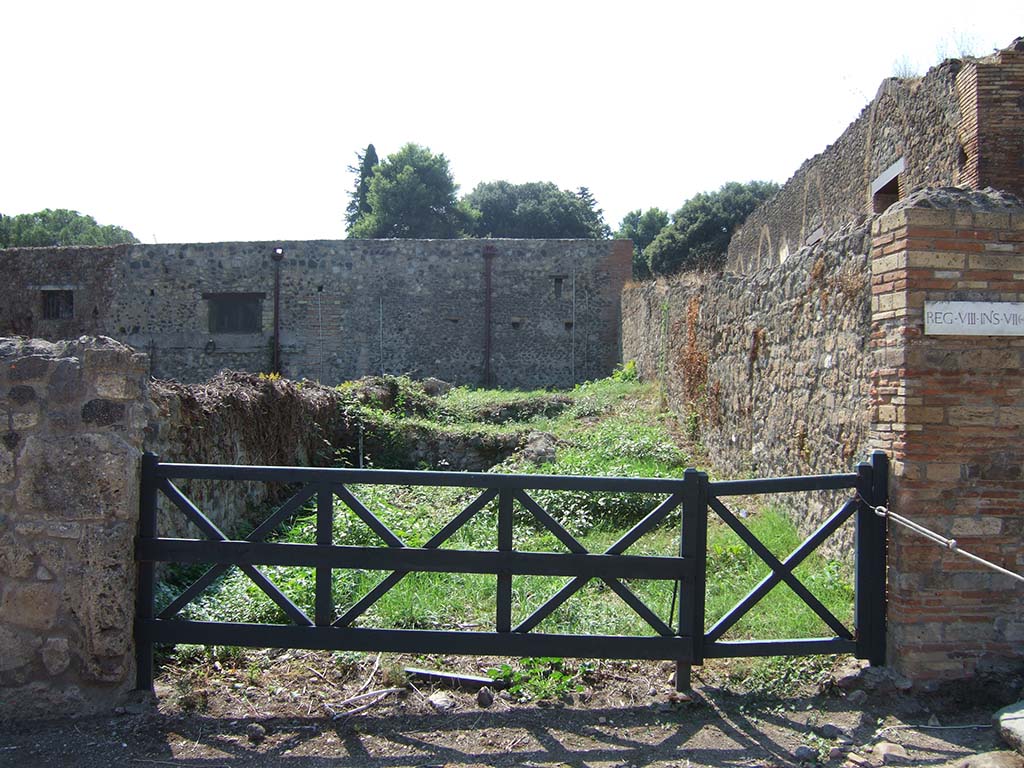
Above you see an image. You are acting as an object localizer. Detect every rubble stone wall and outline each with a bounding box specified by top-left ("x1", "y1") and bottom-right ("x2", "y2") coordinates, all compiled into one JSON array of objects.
[
  {"x1": 0, "y1": 239, "x2": 632, "y2": 389},
  {"x1": 622, "y1": 219, "x2": 875, "y2": 537}
]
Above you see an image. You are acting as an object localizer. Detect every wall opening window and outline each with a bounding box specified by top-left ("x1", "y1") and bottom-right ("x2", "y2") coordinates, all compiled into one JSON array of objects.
[
  {"x1": 553, "y1": 276, "x2": 565, "y2": 298},
  {"x1": 871, "y1": 157, "x2": 905, "y2": 214},
  {"x1": 204, "y1": 292, "x2": 264, "y2": 333},
  {"x1": 42, "y1": 290, "x2": 74, "y2": 320}
]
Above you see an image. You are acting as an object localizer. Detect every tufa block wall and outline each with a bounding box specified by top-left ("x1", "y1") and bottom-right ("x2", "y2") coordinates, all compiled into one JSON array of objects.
[
  {"x1": 869, "y1": 189, "x2": 1024, "y2": 681},
  {"x1": 0, "y1": 337, "x2": 149, "y2": 718},
  {"x1": 0, "y1": 239, "x2": 632, "y2": 389}
]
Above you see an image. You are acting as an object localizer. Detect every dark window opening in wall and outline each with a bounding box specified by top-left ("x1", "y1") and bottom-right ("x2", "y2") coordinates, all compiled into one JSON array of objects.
[
  {"x1": 564, "y1": 321, "x2": 574, "y2": 331},
  {"x1": 871, "y1": 157, "x2": 905, "y2": 214},
  {"x1": 511, "y1": 318, "x2": 522, "y2": 330},
  {"x1": 553, "y1": 276, "x2": 565, "y2": 298},
  {"x1": 204, "y1": 292, "x2": 264, "y2": 333},
  {"x1": 42, "y1": 290, "x2": 74, "y2": 320}
]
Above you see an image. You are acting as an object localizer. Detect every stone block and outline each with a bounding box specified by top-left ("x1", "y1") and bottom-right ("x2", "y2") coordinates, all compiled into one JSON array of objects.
[
  {"x1": 14, "y1": 434, "x2": 141, "y2": 521},
  {"x1": 947, "y1": 406, "x2": 997, "y2": 426},
  {"x1": 6, "y1": 355, "x2": 52, "y2": 383},
  {"x1": 906, "y1": 250, "x2": 967, "y2": 270},
  {"x1": 926, "y1": 462, "x2": 962, "y2": 482},
  {"x1": 904, "y1": 208, "x2": 956, "y2": 228},
  {"x1": 950, "y1": 518, "x2": 999, "y2": 536},
  {"x1": 969, "y1": 253, "x2": 1022, "y2": 271},
  {"x1": 41, "y1": 636, "x2": 70, "y2": 676},
  {"x1": 0, "y1": 581, "x2": 61, "y2": 630},
  {"x1": 93, "y1": 373, "x2": 141, "y2": 400},
  {"x1": 0, "y1": 447, "x2": 13, "y2": 485},
  {"x1": 0, "y1": 624, "x2": 40, "y2": 674}
]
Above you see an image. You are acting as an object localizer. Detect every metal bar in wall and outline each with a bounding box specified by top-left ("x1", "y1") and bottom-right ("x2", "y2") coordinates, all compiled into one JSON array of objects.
[
  {"x1": 134, "y1": 452, "x2": 159, "y2": 691},
  {"x1": 315, "y1": 483, "x2": 333, "y2": 626},
  {"x1": 496, "y1": 489, "x2": 513, "y2": 633},
  {"x1": 677, "y1": 468, "x2": 708, "y2": 691},
  {"x1": 856, "y1": 451, "x2": 888, "y2": 666}
]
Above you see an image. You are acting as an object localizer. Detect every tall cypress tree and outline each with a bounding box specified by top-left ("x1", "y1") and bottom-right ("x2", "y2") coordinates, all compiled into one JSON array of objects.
[{"x1": 345, "y1": 144, "x2": 379, "y2": 232}]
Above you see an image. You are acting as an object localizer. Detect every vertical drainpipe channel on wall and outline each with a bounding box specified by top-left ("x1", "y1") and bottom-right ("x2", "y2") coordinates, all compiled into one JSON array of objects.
[
  {"x1": 272, "y1": 246, "x2": 284, "y2": 374},
  {"x1": 571, "y1": 261, "x2": 577, "y2": 383},
  {"x1": 483, "y1": 244, "x2": 496, "y2": 387}
]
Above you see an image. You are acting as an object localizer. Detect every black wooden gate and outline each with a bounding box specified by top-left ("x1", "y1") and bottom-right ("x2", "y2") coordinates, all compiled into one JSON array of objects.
[{"x1": 135, "y1": 452, "x2": 888, "y2": 691}]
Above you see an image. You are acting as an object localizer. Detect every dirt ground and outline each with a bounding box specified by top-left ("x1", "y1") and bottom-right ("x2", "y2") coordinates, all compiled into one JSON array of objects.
[{"x1": 0, "y1": 652, "x2": 1013, "y2": 768}]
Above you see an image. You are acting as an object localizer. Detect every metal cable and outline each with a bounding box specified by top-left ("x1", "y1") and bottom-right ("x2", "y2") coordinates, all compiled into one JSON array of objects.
[{"x1": 863, "y1": 498, "x2": 1024, "y2": 584}]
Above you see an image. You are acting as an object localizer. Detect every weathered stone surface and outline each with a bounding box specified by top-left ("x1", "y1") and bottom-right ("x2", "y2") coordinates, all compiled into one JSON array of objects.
[
  {"x1": 874, "y1": 741, "x2": 912, "y2": 765},
  {"x1": 996, "y1": 701, "x2": 1024, "y2": 754},
  {"x1": 8, "y1": 385, "x2": 36, "y2": 405},
  {"x1": 41, "y1": 636, "x2": 71, "y2": 676},
  {"x1": 0, "y1": 581, "x2": 61, "y2": 630},
  {"x1": 0, "y1": 624, "x2": 40, "y2": 675},
  {"x1": 14, "y1": 434, "x2": 140, "y2": 521},
  {"x1": 0, "y1": 336, "x2": 145, "y2": 717},
  {"x1": 1, "y1": 240, "x2": 631, "y2": 389},
  {"x1": 81, "y1": 398, "x2": 126, "y2": 426}
]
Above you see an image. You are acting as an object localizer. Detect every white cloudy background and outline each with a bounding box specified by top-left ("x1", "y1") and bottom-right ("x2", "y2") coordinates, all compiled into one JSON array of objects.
[{"x1": 2, "y1": 1, "x2": 1021, "y2": 243}]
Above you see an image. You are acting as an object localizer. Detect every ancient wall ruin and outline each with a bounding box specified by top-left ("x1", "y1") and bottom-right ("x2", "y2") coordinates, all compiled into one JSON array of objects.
[
  {"x1": 622, "y1": 219, "x2": 874, "y2": 532},
  {"x1": 0, "y1": 239, "x2": 632, "y2": 389},
  {"x1": 869, "y1": 190, "x2": 1024, "y2": 681},
  {"x1": 727, "y1": 38, "x2": 1024, "y2": 274}
]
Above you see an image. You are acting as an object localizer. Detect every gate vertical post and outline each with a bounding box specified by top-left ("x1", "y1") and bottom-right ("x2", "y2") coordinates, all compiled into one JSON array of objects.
[
  {"x1": 135, "y1": 452, "x2": 159, "y2": 690},
  {"x1": 315, "y1": 483, "x2": 333, "y2": 626},
  {"x1": 855, "y1": 451, "x2": 889, "y2": 666},
  {"x1": 677, "y1": 468, "x2": 708, "y2": 691},
  {"x1": 496, "y1": 489, "x2": 514, "y2": 633}
]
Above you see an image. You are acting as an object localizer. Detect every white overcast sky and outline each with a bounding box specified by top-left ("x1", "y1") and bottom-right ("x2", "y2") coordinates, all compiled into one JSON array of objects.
[{"x1": 2, "y1": 2, "x2": 1021, "y2": 244}]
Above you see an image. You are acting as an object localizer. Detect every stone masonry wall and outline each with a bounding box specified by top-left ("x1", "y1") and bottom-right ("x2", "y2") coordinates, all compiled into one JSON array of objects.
[
  {"x1": 0, "y1": 337, "x2": 149, "y2": 718},
  {"x1": 622, "y1": 219, "x2": 874, "y2": 536},
  {"x1": 0, "y1": 239, "x2": 632, "y2": 389},
  {"x1": 869, "y1": 189, "x2": 1024, "y2": 681},
  {"x1": 727, "y1": 38, "x2": 1024, "y2": 275}
]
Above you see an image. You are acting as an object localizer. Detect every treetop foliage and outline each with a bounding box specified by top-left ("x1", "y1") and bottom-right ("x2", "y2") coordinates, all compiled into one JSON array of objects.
[
  {"x1": 345, "y1": 144, "x2": 610, "y2": 240},
  {"x1": 616, "y1": 207, "x2": 669, "y2": 279},
  {"x1": 347, "y1": 143, "x2": 474, "y2": 239},
  {"x1": 463, "y1": 180, "x2": 610, "y2": 239},
  {"x1": 643, "y1": 180, "x2": 779, "y2": 276},
  {"x1": 344, "y1": 143, "x2": 378, "y2": 230},
  {"x1": 0, "y1": 208, "x2": 139, "y2": 248}
]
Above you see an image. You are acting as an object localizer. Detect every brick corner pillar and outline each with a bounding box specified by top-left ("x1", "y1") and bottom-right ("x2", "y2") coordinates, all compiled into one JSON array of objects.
[{"x1": 869, "y1": 191, "x2": 1024, "y2": 683}]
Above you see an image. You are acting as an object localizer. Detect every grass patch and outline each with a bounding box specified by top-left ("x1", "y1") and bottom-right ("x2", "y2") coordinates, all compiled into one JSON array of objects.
[{"x1": 164, "y1": 373, "x2": 855, "y2": 689}]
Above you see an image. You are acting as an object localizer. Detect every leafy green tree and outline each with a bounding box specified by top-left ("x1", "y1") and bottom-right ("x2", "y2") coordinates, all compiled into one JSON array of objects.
[
  {"x1": 344, "y1": 143, "x2": 379, "y2": 231},
  {"x1": 644, "y1": 181, "x2": 779, "y2": 275},
  {"x1": 347, "y1": 143, "x2": 472, "y2": 239},
  {"x1": 463, "y1": 180, "x2": 609, "y2": 239},
  {"x1": 616, "y1": 207, "x2": 669, "y2": 279},
  {"x1": 0, "y1": 209, "x2": 138, "y2": 248}
]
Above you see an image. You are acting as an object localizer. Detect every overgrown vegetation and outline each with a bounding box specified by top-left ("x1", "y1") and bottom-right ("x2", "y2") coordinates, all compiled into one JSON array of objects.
[{"x1": 159, "y1": 372, "x2": 855, "y2": 696}]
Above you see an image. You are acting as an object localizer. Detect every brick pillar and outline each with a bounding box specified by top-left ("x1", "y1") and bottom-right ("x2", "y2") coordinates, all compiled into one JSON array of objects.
[{"x1": 870, "y1": 192, "x2": 1024, "y2": 682}]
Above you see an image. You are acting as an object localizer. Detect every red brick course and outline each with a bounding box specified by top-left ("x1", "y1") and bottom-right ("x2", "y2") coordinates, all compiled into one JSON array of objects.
[{"x1": 870, "y1": 203, "x2": 1024, "y2": 681}]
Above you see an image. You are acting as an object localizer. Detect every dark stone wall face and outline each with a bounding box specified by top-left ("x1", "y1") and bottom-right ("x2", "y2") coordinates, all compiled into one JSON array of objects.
[
  {"x1": 0, "y1": 239, "x2": 631, "y2": 389},
  {"x1": 623, "y1": 219, "x2": 875, "y2": 544}
]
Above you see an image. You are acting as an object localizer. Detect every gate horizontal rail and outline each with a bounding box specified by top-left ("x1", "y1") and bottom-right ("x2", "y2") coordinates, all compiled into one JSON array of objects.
[{"x1": 135, "y1": 451, "x2": 888, "y2": 692}]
